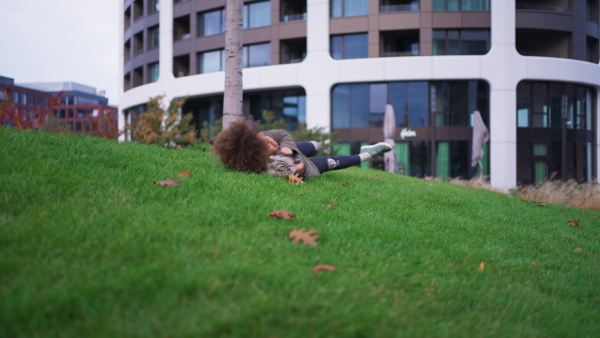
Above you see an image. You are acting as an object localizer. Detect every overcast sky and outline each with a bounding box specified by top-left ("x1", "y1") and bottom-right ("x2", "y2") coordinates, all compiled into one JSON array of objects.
[{"x1": 0, "y1": 0, "x2": 120, "y2": 105}]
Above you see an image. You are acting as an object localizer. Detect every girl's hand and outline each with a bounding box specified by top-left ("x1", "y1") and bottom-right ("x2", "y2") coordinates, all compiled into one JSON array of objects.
[
  {"x1": 294, "y1": 161, "x2": 305, "y2": 174},
  {"x1": 280, "y1": 147, "x2": 293, "y2": 156}
]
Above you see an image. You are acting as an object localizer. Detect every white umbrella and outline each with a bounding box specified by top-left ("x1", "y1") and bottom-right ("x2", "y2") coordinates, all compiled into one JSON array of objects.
[
  {"x1": 471, "y1": 110, "x2": 489, "y2": 177},
  {"x1": 383, "y1": 104, "x2": 397, "y2": 173}
]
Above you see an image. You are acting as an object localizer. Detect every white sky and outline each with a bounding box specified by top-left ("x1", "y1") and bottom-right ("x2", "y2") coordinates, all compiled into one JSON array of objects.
[{"x1": 0, "y1": 0, "x2": 120, "y2": 105}]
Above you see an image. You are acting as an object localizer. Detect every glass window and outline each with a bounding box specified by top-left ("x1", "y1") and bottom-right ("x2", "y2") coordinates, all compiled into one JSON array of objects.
[
  {"x1": 200, "y1": 9, "x2": 225, "y2": 36},
  {"x1": 332, "y1": 85, "x2": 350, "y2": 128},
  {"x1": 432, "y1": 29, "x2": 490, "y2": 55},
  {"x1": 22, "y1": 93, "x2": 27, "y2": 105},
  {"x1": 243, "y1": 43, "x2": 271, "y2": 68},
  {"x1": 243, "y1": 1, "x2": 271, "y2": 29},
  {"x1": 13, "y1": 91, "x2": 19, "y2": 104},
  {"x1": 149, "y1": 62, "x2": 160, "y2": 82},
  {"x1": 149, "y1": 25, "x2": 160, "y2": 49},
  {"x1": 331, "y1": 0, "x2": 369, "y2": 17},
  {"x1": 433, "y1": 0, "x2": 489, "y2": 11},
  {"x1": 199, "y1": 50, "x2": 225, "y2": 73},
  {"x1": 351, "y1": 84, "x2": 369, "y2": 128},
  {"x1": 330, "y1": 33, "x2": 368, "y2": 59},
  {"x1": 380, "y1": 0, "x2": 420, "y2": 12}
]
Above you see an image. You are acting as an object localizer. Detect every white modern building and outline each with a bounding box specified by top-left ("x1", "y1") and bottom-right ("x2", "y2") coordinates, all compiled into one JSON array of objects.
[{"x1": 119, "y1": 0, "x2": 600, "y2": 190}]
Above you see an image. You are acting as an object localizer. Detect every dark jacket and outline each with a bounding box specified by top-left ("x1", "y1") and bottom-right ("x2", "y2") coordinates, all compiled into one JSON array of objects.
[{"x1": 262, "y1": 129, "x2": 320, "y2": 178}]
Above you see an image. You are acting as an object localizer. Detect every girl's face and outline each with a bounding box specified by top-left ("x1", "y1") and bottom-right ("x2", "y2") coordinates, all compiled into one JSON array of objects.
[{"x1": 258, "y1": 133, "x2": 278, "y2": 155}]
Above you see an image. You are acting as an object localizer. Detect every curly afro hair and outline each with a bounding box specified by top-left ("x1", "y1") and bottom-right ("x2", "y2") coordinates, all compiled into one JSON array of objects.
[{"x1": 211, "y1": 119, "x2": 269, "y2": 173}]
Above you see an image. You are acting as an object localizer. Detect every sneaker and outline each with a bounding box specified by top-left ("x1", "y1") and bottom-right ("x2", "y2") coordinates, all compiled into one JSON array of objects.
[{"x1": 360, "y1": 142, "x2": 392, "y2": 158}]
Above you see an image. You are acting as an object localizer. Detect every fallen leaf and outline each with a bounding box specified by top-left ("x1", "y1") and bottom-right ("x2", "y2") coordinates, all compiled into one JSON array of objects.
[
  {"x1": 176, "y1": 147, "x2": 182, "y2": 151},
  {"x1": 520, "y1": 198, "x2": 534, "y2": 204},
  {"x1": 268, "y1": 210, "x2": 296, "y2": 220},
  {"x1": 337, "y1": 182, "x2": 348, "y2": 186},
  {"x1": 530, "y1": 262, "x2": 538, "y2": 266},
  {"x1": 573, "y1": 248, "x2": 582, "y2": 252},
  {"x1": 326, "y1": 204, "x2": 333, "y2": 209},
  {"x1": 289, "y1": 228, "x2": 320, "y2": 246},
  {"x1": 154, "y1": 178, "x2": 181, "y2": 187},
  {"x1": 313, "y1": 264, "x2": 336, "y2": 273},
  {"x1": 477, "y1": 262, "x2": 485, "y2": 272},
  {"x1": 333, "y1": 197, "x2": 339, "y2": 202},
  {"x1": 536, "y1": 203, "x2": 547, "y2": 207},
  {"x1": 568, "y1": 219, "x2": 580, "y2": 228},
  {"x1": 178, "y1": 169, "x2": 191, "y2": 178},
  {"x1": 288, "y1": 173, "x2": 304, "y2": 185},
  {"x1": 296, "y1": 192, "x2": 304, "y2": 196},
  {"x1": 375, "y1": 175, "x2": 381, "y2": 179},
  {"x1": 466, "y1": 182, "x2": 474, "y2": 188}
]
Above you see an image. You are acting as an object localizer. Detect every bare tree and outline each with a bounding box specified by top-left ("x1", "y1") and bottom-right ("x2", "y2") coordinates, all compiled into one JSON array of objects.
[{"x1": 222, "y1": 0, "x2": 244, "y2": 129}]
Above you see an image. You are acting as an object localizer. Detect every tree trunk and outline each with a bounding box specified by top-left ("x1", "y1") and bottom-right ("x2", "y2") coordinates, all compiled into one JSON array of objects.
[{"x1": 222, "y1": 0, "x2": 244, "y2": 130}]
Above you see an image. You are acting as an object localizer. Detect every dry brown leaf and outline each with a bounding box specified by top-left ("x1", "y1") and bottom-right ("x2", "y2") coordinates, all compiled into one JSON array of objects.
[
  {"x1": 337, "y1": 182, "x2": 348, "y2": 186},
  {"x1": 176, "y1": 147, "x2": 182, "y2": 151},
  {"x1": 289, "y1": 228, "x2": 320, "y2": 246},
  {"x1": 326, "y1": 204, "x2": 333, "y2": 209},
  {"x1": 375, "y1": 175, "x2": 381, "y2": 179},
  {"x1": 466, "y1": 182, "x2": 474, "y2": 188},
  {"x1": 268, "y1": 210, "x2": 296, "y2": 220},
  {"x1": 333, "y1": 197, "x2": 339, "y2": 202},
  {"x1": 154, "y1": 178, "x2": 181, "y2": 187},
  {"x1": 313, "y1": 264, "x2": 336, "y2": 273},
  {"x1": 296, "y1": 192, "x2": 304, "y2": 196},
  {"x1": 477, "y1": 262, "x2": 485, "y2": 272},
  {"x1": 178, "y1": 169, "x2": 191, "y2": 178},
  {"x1": 573, "y1": 248, "x2": 582, "y2": 252},
  {"x1": 288, "y1": 173, "x2": 304, "y2": 185},
  {"x1": 536, "y1": 203, "x2": 547, "y2": 207},
  {"x1": 520, "y1": 198, "x2": 534, "y2": 204},
  {"x1": 530, "y1": 262, "x2": 538, "y2": 266},
  {"x1": 568, "y1": 219, "x2": 580, "y2": 228}
]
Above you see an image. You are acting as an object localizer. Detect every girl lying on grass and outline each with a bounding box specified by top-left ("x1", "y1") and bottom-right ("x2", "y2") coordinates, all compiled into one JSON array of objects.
[{"x1": 211, "y1": 119, "x2": 392, "y2": 178}]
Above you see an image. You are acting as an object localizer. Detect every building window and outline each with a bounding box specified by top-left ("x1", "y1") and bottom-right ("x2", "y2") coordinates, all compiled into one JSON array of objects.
[
  {"x1": 243, "y1": 1, "x2": 271, "y2": 29},
  {"x1": 331, "y1": 33, "x2": 368, "y2": 59},
  {"x1": 281, "y1": 0, "x2": 306, "y2": 22},
  {"x1": 331, "y1": 0, "x2": 369, "y2": 17},
  {"x1": 432, "y1": 29, "x2": 490, "y2": 55},
  {"x1": 381, "y1": 30, "x2": 419, "y2": 56},
  {"x1": 149, "y1": 62, "x2": 160, "y2": 83},
  {"x1": 380, "y1": 0, "x2": 419, "y2": 12},
  {"x1": 198, "y1": 8, "x2": 225, "y2": 36},
  {"x1": 433, "y1": 0, "x2": 489, "y2": 11},
  {"x1": 198, "y1": 50, "x2": 225, "y2": 74},
  {"x1": 13, "y1": 91, "x2": 19, "y2": 104},
  {"x1": 281, "y1": 38, "x2": 306, "y2": 64},
  {"x1": 243, "y1": 43, "x2": 271, "y2": 67},
  {"x1": 517, "y1": 81, "x2": 594, "y2": 131},
  {"x1": 148, "y1": 25, "x2": 159, "y2": 50}
]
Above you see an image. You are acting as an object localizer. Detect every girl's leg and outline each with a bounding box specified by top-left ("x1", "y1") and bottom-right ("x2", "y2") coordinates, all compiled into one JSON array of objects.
[
  {"x1": 310, "y1": 155, "x2": 365, "y2": 174},
  {"x1": 295, "y1": 141, "x2": 320, "y2": 157}
]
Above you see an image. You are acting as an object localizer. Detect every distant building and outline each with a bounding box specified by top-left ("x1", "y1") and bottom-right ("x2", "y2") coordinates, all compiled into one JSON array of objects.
[
  {"x1": 0, "y1": 76, "x2": 118, "y2": 137},
  {"x1": 118, "y1": 0, "x2": 600, "y2": 189}
]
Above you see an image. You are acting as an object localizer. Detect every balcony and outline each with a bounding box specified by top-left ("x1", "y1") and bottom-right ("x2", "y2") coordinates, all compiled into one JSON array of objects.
[{"x1": 516, "y1": 0, "x2": 571, "y2": 14}]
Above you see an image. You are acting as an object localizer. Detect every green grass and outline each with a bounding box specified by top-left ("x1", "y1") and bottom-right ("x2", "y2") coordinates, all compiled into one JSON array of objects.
[{"x1": 1, "y1": 128, "x2": 599, "y2": 337}]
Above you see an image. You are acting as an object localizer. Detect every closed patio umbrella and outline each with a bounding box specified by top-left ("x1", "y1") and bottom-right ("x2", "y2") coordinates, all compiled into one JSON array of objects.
[
  {"x1": 471, "y1": 110, "x2": 489, "y2": 177},
  {"x1": 384, "y1": 104, "x2": 397, "y2": 173}
]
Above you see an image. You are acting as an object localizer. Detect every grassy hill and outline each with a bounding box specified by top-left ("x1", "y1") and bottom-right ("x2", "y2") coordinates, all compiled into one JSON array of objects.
[{"x1": 1, "y1": 128, "x2": 599, "y2": 337}]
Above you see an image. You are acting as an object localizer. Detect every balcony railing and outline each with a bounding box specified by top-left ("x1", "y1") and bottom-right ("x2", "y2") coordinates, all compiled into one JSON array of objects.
[
  {"x1": 382, "y1": 51, "x2": 419, "y2": 57},
  {"x1": 282, "y1": 13, "x2": 307, "y2": 22},
  {"x1": 380, "y1": 3, "x2": 419, "y2": 12},
  {"x1": 516, "y1": 3, "x2": 569, "y2": 14}
]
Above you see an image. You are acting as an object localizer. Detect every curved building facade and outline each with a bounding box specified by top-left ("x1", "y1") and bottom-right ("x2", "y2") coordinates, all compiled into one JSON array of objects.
[{"x1": 119, "y1": 0, "x2": 600, "y2": 190}]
